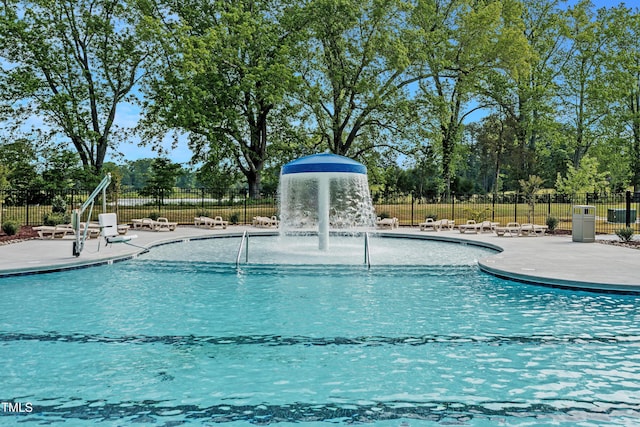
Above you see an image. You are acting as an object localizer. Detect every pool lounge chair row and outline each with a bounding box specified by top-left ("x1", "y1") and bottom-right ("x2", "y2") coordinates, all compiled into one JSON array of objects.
[
  {"x1": 33, "y1": 222, "x2": 130, "y2": 239},
  {"x1": 415, "y1": 217, "x2": 548, "y2": 237}
]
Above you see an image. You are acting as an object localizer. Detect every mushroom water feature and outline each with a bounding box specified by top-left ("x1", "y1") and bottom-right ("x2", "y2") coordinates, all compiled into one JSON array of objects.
[{"x1": 279, "y1": 153, "x2": 377, "y2": 250}]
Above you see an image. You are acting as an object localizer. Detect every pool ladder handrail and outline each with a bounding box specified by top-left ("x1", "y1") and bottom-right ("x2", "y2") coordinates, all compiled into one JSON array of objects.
[
  {"x1": 236, "y1": 230, "x2": 249, "y2": 269},
  {"x1": 364, "y1": 231, "x2": 371, "y2": 269}
]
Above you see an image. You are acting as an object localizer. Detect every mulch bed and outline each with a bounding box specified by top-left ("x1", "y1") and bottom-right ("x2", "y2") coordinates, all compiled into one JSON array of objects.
[{"x1": 0, "y1": 226, "x2": 40, "y2": 246}]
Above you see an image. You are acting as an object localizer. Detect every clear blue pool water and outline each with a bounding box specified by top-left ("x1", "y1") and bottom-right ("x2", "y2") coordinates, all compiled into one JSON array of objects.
[{"x1": 1, "y1": 237, "x2": 640, "y2": 426}]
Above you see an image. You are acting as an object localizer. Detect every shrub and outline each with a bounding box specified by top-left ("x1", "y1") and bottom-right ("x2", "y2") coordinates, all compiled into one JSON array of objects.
[
  {"x1": 196, "y1": 209, "x2": 209, "y2": 218},
  {"x1": 546, "y1": 215, "x2": 559, "y2": 233},
  {"x1": 425, "y1": 212, "x2": 438, "y2": 221},
  {"x1": 42, "y1": 213, "x2": 70, "y2": 226},
  {"x1": 148, "y1": 212, "x2": 160, "y2": 220},
  {"x1": 616, "y1": 227, "x2": 635, "y2": 242},
  {"x1": 51, "y1": 195, "x2": 67, "y2": 214},
  {"x1": 1, "y1": 220, "x2": 18, "y2": 236},
  {"x1": 229, "y1": 212, "x2": 240, "y2": 225},
  {"x1": 378, "y1": 212, "x2": 390, "y2": 219}
]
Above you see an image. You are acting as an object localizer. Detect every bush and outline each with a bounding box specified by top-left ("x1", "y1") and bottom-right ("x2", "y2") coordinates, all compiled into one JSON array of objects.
[
  {"x1": 229, "y1": 212, "x2": 240, "y2": 225},
  {"x1": 148, "y1": 212, "x2": 160, "y2": 220},
  {"x1": 546, "y1": 215, "x2": 559, "y2": 233},
  {"x1": 425, "y1": 212, "x2": 438, "y2": 221},
  {"x1": 42, "y1": 213, "x2": 70, "y2": 226},
  {"x1": 616, "y1": 227, "x2": 635, "y2": 242},
  {"x1": 1, "y1": 220, "x2": 18, "y2": 236},
  {"x1": 196, "y1": 209, "x2": 209, "y2": 218},
  {"x1": 51, "y1": 195, "x2": 67, "y2": 214}
]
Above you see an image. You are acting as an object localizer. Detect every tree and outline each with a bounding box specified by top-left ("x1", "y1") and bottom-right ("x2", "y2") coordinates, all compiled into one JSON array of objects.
[
  {"x1": 600, "y1": 5, "x2": 640, "y2": 191},
  {"x1": 139, "y1": 0, "x2": 301, "y2": 198},
  {"x1": 140, "y1": 157, "x2": 183, "y2": 204},
  {"x1": 558, "y1": 0, "x2": 608, "y2": 168},
  {"x1": 0, "y1": 0, "x2": 150, "y2": 175},
  {"x1": 555, "y1": 155, "x2": 609, "y2": 195},
  {"x1": 482, "y1": 0, "x2": 567, "y2": 182},
  {"x1": 519, "y1": 174, "x2": 544, "y2": 223},
  {"x1": 413, "y1": 0, "x2": 532, "y2": 195},
  {"x1": 294, "y1": 0, "x2": 424, "y2": 160}
]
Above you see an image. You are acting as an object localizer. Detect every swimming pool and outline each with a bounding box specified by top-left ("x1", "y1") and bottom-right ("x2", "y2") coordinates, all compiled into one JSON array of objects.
[{"x1": 1, "y1": 236, "x2": 640, "y2": 426}]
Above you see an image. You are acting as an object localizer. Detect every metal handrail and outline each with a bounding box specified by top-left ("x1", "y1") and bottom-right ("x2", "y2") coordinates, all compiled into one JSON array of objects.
[
  {"x1": 364, "y1": 232, "x2": 371, "y2": 269},
  {"x1": 236, "y1": 230, "x2": 248, "y2": 268}
]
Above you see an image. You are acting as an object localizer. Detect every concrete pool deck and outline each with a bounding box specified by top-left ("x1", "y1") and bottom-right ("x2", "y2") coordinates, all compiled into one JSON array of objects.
[{"x1": 0, "y1": 226, "x2": 638, "y2": 293}]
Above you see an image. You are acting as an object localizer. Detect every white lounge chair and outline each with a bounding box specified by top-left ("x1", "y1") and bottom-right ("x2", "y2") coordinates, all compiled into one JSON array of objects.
[
  {"x1": 459, "y1": 220, "x2": 496, "y2": 234},
  {"x1": 195, "y1": 216, "x2": 228, "y2": 229},
  {"x1": 153, "y1": 217, "x2": 177, "y2": 231},
  {"x1": 520, "y1": 223, "x2": 548, "y2": 236},
  {"x1": 252, "y1": 216, "x2": 279, "y2": 228},
  {"x1": 435, "y1": 219, "x2": 455, "y2": 231},
  {"x1": 419, "y1": 217, "x2": 437, "y2": 231},
  {"x1": 376, "y1": 217, "x2": 399, "y2": 229},
  {"x1": 131, "y1": 218, "x2": 155, "y2": 230},
  {"x1": 495, "y1": 222, "x2": 521, "y2": 237},
  {"x1": 98, "y1": 213, "x2": 137, "y2": 245},
  {"x1": 33, "y1": 225, "x2": 74, "y2": 239}
]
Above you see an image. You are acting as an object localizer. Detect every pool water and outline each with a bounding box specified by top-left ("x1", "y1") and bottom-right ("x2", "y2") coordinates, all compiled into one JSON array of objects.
[{"x1": 1, "y1": 237, "x2": 640, "y2": 426}]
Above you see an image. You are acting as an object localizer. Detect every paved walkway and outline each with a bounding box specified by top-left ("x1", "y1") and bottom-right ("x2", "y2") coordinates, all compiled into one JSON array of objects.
[{"x1": 0, "y1": 226, "x2": 638, "y2": 293}]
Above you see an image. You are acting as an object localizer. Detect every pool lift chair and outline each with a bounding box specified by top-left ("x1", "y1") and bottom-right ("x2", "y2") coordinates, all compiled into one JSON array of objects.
[{"x1": 71, "y1": 173, "x2": 144, "y2": 257}]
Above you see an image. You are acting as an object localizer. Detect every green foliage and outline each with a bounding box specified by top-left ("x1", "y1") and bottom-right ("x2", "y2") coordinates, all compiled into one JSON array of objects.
[
  {"x1": 555, "y1": 156, "x2": 610, "y2": 195},
  {"x1": 0, "y1": 0, "x2": 151, "y2": 174},
  {"x1": 140, "y1": 158, "x2": 183, "y2": 204},
  {"x1": 51, "y1": 196, "x2": 67, "y2": 215},
  {"x1": 463, "y1": 207, "x2": 492, "y2": 222},
  {"x1": 1, "y1": 220, "x2": 18, "y2": 236},
  {"x1": 615, "y1": 227, "x2": 635, "y2": 243},
  {"x1": 148, "y1": 212, "x2": 160, "y2": 221},
  {"x1": 229, "y1": 212, "x2": 240, "y2": 225},
  {"x1": 546, "y1": 215, "x2": 559, "y2": 232},
  {"x1": 519, "y1": 175, "x2": 544, "y2": 223},
  {"x1": 42, "y1": 213, "x2": 70, "y2": 226}
]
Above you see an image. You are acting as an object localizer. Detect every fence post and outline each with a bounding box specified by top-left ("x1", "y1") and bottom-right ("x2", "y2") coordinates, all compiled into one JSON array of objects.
[
  {"x1": 514, "y1": 192, "x2": 518, "y2": 223},
  {"x1": 244, "y1": 190, "x2": 248, "y2": 225},
  {"x1": 626, "y1": 190, "x2": 632, "y2": 228},
  {"x1": 450, "y1": 193, "x2": 455, "y2": 220},
  {"x1": 411, "y1": 193, "x2": 414, "y2": 227}
]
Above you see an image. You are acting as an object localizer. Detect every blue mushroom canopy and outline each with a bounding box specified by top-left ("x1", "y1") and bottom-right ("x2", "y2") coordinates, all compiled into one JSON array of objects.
[{"x1": 281, "y1": 153, "x2": 367, "y2": 175}]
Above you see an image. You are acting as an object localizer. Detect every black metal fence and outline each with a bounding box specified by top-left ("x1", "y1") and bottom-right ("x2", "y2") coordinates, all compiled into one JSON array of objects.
[{"x1": 1, "y1": 187, "x2": 639, "y2": 234}]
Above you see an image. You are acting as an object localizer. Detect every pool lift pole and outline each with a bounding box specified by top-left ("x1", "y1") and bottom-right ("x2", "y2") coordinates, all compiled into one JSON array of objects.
[{"x1": 71, "y1": 173, "x2": 112, "y2": 257}]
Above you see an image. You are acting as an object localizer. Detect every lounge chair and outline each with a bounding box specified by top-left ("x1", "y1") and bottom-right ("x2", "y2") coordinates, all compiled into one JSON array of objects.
[
  {"x1": 495, "y1": 222, "x2": 521, "y2": 237},
  {"x1": 458, "y1": 220, "x2": 480, "y2": 233},
  {"x1": 520, "y1": 223, "x2": 548, "y2": 236},
  {"x1": 98, "y1": 213, "x2": 137, "y2": 245},
  {"x1": 459, "y1": 220, "x2": 496, "y2": 234},
  {"x1": 419, "y1": 217, "x2": 437, "y2": 231},
  {"x1": 33, "y1": 224, "x2": 74, "y2": 239},
  {"x1": 152, "y1": 217, "x2": 177, "y2": 231},
  {"x1": 252, "y1": 216, "x2": 279, "y2": 228},
  {"x1": 376, "y1": 217, "x2": 399, "y2": 229},
  {"x1": 194, "y1": 216, "x2": 228, "y2": 229},
  {"x1": 435, "y1": 219, "x2": 455, "y2": 231},
  {"x1": 131, "y1": 218, "x2": 155, "y2": 230}
]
